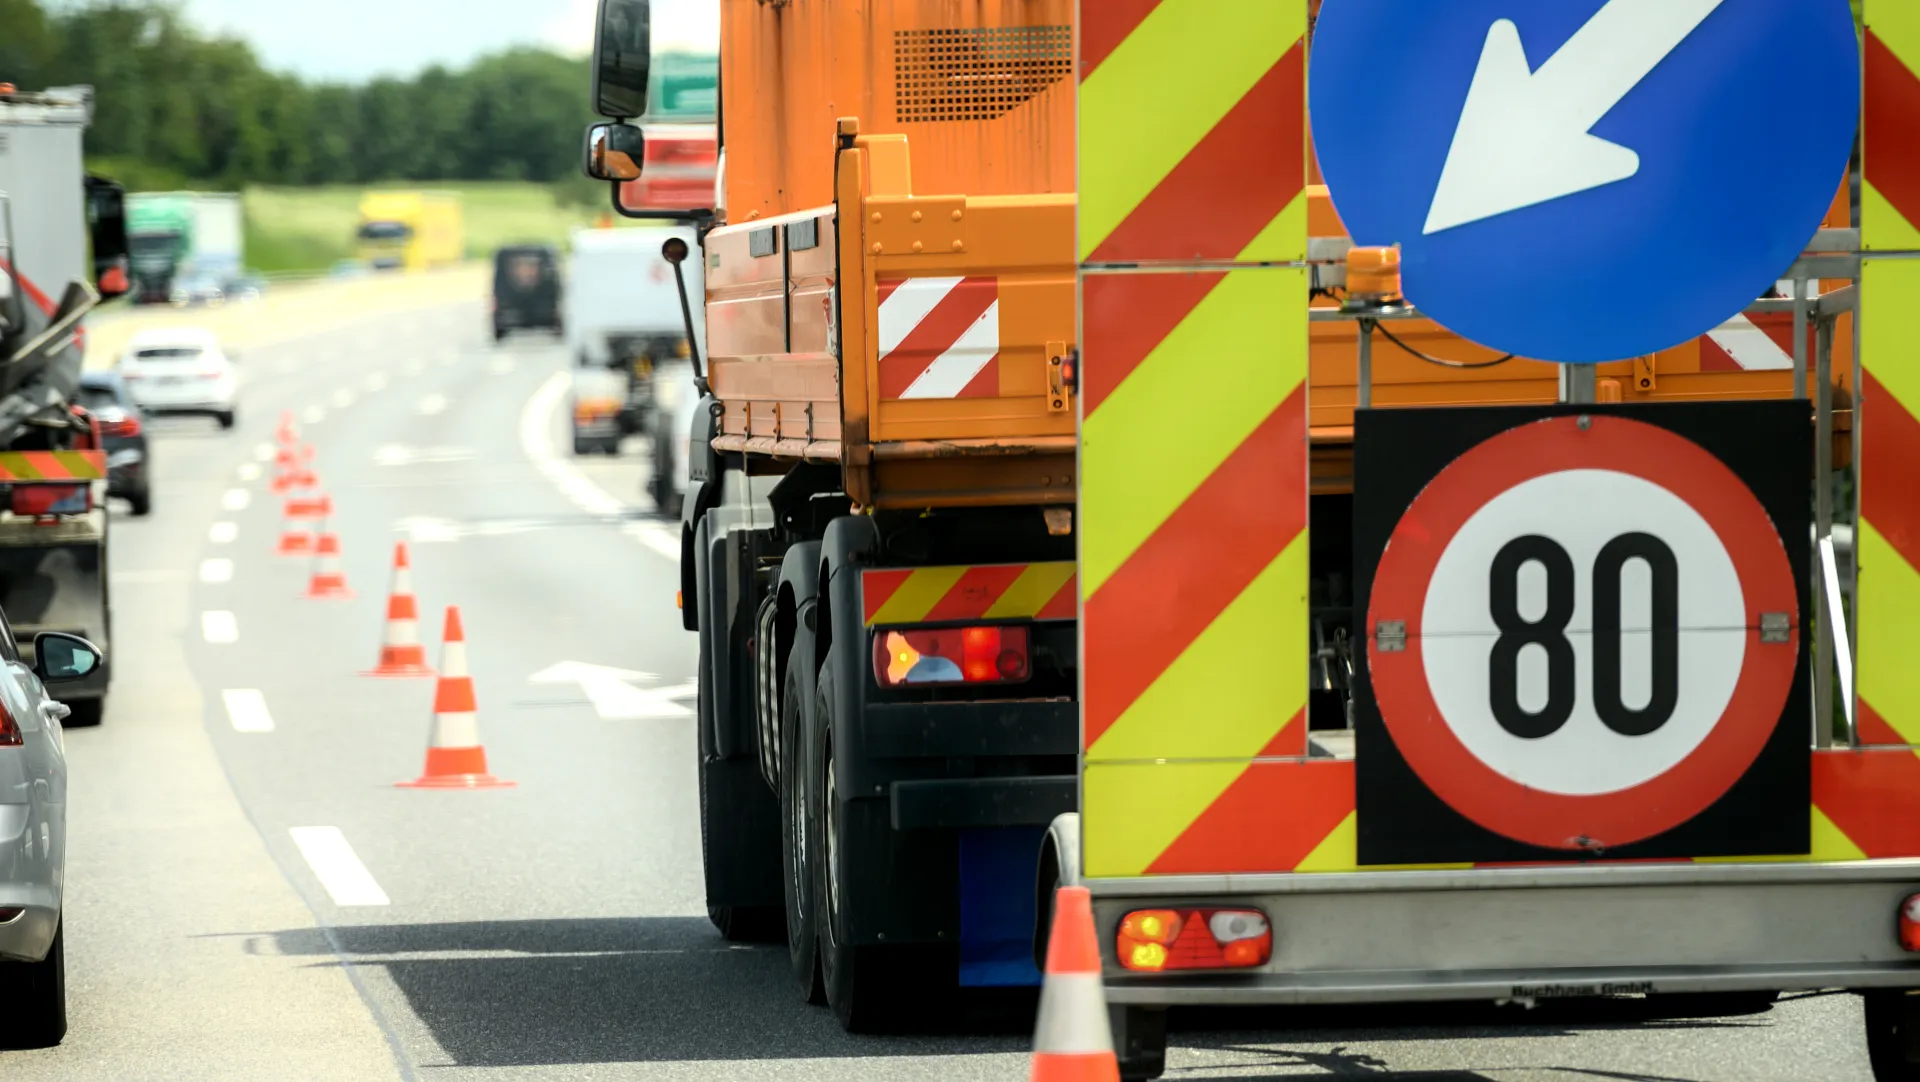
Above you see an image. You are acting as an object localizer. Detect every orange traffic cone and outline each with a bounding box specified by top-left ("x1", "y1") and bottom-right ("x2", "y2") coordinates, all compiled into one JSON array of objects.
[
  {"x1": 304, "y1": 530, "x2": 353, "y2": 598},
  {"x1": 276, "y1": 410, "x2": 299, "y2": 447},
  {"x1": 275, "y1": 494, "x2": 316, "y2": 556},
  {"x1": 363, "y1": 542, "x2": 433, "y2": 677},
  {"x1": 398, "y1": 607, "x2": 512, "y2": 789},
  {"x1": 1030, "y1": 886, "x2": 1119, "y2": 1082}
]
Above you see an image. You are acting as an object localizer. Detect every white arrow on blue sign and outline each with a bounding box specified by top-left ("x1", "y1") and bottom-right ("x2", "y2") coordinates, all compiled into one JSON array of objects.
[{"x1": 1309, "y1": 0, "x2": 1860, "y2": 364}]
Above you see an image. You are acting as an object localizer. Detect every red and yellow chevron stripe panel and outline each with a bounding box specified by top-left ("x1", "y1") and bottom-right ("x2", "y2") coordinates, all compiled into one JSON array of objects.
[
  {"x1": 1077, "y1": 0, "x2": 1312, "y2": 879},
  {"x1": 862, "y1": 563, "x2": 1076, "y2": 627},
  {"x1": 0, "y1": 451, "x2": 105, "y2": 482}
]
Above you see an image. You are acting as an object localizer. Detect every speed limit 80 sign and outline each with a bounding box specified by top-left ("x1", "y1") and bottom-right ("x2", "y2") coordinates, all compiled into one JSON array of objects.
[{"x1": 1353, "y1": 402, "x2": 1811, "y2": 864}]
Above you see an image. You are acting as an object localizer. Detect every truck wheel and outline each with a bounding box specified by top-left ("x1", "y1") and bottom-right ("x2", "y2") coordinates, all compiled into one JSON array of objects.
[
  {"x1": 128, "y1": 487, "x2": 153, "y2": 517},
  {"x1": 62, "y1": 698, "x2": 103, "y2": 728},
  {"x1": 813, "y1": 653, "x2": 940, "y2": 1033},
  {"x1": 1867, "y1": 990, "x2": 1920, "y2": 1081},
  {"x1": 216, "y1": 410, "x2": 236, "y2": 430},
  {"x1": 780, "y1": 645, "x2": 824, "y2": 1004},
  {"x1": 572, "y1": 434, "x2": 592, "y2": 456},
  {"x1": 0, "y1": 920, "x2": 65, "y2": 1049},
  {"x1": 697, "y1": 656, "x2": 785, "y2": 944}
]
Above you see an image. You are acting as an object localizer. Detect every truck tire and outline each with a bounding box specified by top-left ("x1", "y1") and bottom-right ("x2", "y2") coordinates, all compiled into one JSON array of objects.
[
  {"x1": 216, "y1": 410, "x2": 236, "y2": 430},
  {"x1": 697, "y1": 649, "x2": 785, "y2": 944},
  {"x1": 1868, "y1": 990, "x2": 1920, "y2": 1081},
  {"x1": 0, "y1": 920, "x2": 65, "y2": 1048},
  {"x1": 128, "y1": 486, "x2": 152, "y2": 517},
  {"x1": 780, "y1": 642, "x2": 824, "y2": 1004},
  {"x1": 813, "y1": 651, "x2": 942, "y2": 1032}
]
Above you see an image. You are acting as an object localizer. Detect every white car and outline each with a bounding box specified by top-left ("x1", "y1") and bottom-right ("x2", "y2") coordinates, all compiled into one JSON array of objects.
[
  {"x1": 115, "y1": 328, "x2": 238, "y2": 429},
  {"x1": 0, "y1": 627, "x2": 103, "y2": 1049}
]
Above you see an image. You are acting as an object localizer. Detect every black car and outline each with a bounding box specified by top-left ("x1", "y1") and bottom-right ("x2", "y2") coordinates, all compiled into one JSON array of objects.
[
  {"x1": 77, "y1": 372, "x2": 151, "y2": 516},
  {"x1": 492, "y1": 244, "x2": 562, "y2": 341}
]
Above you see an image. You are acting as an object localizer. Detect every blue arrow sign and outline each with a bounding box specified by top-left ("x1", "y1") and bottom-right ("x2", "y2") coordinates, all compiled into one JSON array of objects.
[{"x1": 1309, "y1": 0, "x2": 1860, "y2": 363}]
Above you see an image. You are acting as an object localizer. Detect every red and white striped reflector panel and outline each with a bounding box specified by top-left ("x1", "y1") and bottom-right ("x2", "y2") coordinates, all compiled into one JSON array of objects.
[{"x1": 876, "y1": 276, "x2": 1001, "y2": 400}]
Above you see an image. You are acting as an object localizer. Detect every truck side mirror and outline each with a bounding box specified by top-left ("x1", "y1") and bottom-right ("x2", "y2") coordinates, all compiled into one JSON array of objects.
[
  {"x1": 584, "y1": 122, "x2": 646, "y2": 182},
  {"x1": 592, "y1": 0, "x2": 652, "y2": 119},
  {"x1": 84, "y1": 176, "x2": 129, "y2": 299}
]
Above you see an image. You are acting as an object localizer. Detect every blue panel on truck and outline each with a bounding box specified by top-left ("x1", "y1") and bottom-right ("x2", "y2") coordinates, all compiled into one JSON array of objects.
[{"x1": 958, "y1": 826, "x2": 1046, "y2": 988}]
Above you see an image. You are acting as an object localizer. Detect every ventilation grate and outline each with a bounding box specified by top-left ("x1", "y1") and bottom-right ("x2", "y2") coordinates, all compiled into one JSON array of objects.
[{"x1": 895, "y1": 25, "x2": 1072, "y2": 124}]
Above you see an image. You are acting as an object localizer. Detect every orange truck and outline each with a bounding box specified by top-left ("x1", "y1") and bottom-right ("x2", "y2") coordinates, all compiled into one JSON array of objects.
[{"x1": 584, "y1": 0, "x2": 1920, "y2": 1074}]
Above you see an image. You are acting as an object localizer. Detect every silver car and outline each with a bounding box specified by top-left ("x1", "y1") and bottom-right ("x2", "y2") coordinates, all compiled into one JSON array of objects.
[{"x1": 0, "y1": 628, "x2": 104, "y2": 1048}]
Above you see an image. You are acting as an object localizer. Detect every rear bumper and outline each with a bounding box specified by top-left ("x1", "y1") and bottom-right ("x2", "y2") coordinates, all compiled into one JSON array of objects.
[{"x1": 1091, "y1": 861, "x2": 1920, "y2": 1005}]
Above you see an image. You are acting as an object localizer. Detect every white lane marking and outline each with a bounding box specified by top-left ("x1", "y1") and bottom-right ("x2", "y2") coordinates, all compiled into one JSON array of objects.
[
  {"x1": 331, "y1": 388, "x2": 356, "y2": 408},
  {"x1": 415, "y1": 394, "x2": 448, "y2": 416},
  {"x1": 199, "y1": 558, "x2": 234, "y2": 584},
  {"x1": 303, "y1": 405, "x2": 326, "y2": 424},
  {"x1": 364, "y1": 372, "x2": 389, "y2": 392},
  {"x1": 288, "y1": 827, "x2": 390, "y2": 907},
  {"x1": 223, "y1": 689, "x2": 274, "y2": 733},
  {"x1": 403, "y1": 359, "x2": 425, "y2": 376},
  {"x1": 202, "y1": 611, "x2": 238, "y2": 643},
  {"x1": 489, "y1": 357, "x2": 516, "y2": 375},
  {"x1": 374, "y1": 444, "x2": 476, "y2": 467},
  {"x1": 395, "y1": 516, "x2": 463, "y2": 544},
  {"x1": 522, "y1": 372, "x2": 654, "y2": 536},
  {"x1": 237, "y1": 462, "x2": 263, "y2": 482},
  {"x1": 626, "y1": 523, "x2": 681, "y2": 560},
  {"x1": 254, "y1": 443, "x2": 277, "y2": 462},
  {"x1": 209, "y1": 521, "x2": 238, "y2": 544},
  {"x1": 221, "y1": 488, "x2": 251, "y2": 511}
]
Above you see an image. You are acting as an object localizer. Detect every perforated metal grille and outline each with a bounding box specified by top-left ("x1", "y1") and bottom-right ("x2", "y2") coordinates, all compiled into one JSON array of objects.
[{"x1": 894, "y1": 25, "x2": 1072, "y2": 123}]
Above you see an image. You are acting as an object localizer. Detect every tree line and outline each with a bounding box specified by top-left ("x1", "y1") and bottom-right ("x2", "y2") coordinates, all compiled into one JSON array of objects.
[{"x1": 0, "y1": 0, "x2": 596, "y2": 192}]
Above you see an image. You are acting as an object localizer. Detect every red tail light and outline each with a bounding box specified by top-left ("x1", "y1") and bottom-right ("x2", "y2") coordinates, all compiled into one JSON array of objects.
[
  {"x1": 872, "y1": 625, "x2": 1030, "y2": 688},
  {"x1": 97, "y1": 412, "x2": 141, "y2": 437},
  {"x1": 1117, "y1": 908, "x2": 1272, "y2": 972},
  {"x1": 1899, "y1": 895, "x2": 1920, "y2": 952},
  {"x1": 0, "y1": 697, "x2": 18, "y2": 746},
  {"x1": 12, "y1": 484, "x2": 89, "y2": 517}
]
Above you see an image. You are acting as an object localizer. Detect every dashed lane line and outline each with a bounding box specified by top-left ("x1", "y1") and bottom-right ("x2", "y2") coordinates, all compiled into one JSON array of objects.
[
  {"x1": 237, "y1": 462, "x2": 263, "y2": 482},
  {"x1": 221, "y1": 488, "x2": 251, "y2": 511},
  {"x1": 519, "y1": 371, "x2": 678, "y2": 559},
  {"x1": 210, "y1": 521, "x2": 238, "y2": 544},
  {"x1": 202, "y1": 610, "x2": 238, "y2": 643},
  {"x1": 303, "y1": 405, "x2": 326, "y2": 425},
  {"x1": 223, "y1": 689, "x2": 274, "y2": 733},
  {"x1": 199, "y1": 558, "x2": 234, "y2": 584},
  {"x1": 415, "y1": 393, "x2": 448, "y2": 416},
  {"x1": 288, "y1": 827, "x2": 390, "y2": 907}
]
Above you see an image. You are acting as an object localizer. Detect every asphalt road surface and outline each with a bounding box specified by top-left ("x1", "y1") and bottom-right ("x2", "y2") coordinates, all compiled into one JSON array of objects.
[{"x1": 0, "y1": 293, "x2": 1882, "y2": 1080}]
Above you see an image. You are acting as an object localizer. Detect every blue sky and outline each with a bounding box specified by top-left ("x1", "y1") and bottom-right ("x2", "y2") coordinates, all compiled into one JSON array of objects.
[{"x1": 177, "y1": 0, "x2": 717, "y2": 82}]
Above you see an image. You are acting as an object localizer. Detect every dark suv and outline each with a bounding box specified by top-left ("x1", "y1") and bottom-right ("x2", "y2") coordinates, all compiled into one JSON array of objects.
[
  {"x1": 77, "y1": 372, "x2": 151, "y2": 516},
  {"x1": 492, "y1": 245, "x2": 562, "y2": 341}
]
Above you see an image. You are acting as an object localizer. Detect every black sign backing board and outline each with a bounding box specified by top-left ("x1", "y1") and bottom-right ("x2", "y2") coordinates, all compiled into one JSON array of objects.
[{"x1": 1352, "y1": 400, "x2": 1812, "y2": 865}]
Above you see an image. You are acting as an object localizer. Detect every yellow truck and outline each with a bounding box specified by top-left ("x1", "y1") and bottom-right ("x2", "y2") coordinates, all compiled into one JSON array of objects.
[{"x1": 355, "y1": 191, "x2": 464, "y2": 272}]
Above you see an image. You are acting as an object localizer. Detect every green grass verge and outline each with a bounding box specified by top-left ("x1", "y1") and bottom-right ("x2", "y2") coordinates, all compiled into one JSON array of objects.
[{"x1": 236, "y1": 180, "x2": 629, "y2": 275}]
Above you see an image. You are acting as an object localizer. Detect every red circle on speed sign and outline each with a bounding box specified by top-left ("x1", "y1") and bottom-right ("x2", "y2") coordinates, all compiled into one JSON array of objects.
[{"x1": 1366, "y1": 415, "x2": 1798, "y2": 851}]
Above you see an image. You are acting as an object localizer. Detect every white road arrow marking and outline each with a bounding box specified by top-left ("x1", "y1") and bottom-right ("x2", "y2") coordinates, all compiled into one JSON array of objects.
[
  {"x1": 1424, "y1": 0, "x2": 1726, "y2": 235},
  {"x1": 528, "y1": 661, "x2": 697, "y2": 719}
]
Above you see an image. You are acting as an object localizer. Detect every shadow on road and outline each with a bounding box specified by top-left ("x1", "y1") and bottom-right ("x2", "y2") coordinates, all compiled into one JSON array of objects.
[
  {"x1": 1160, "y1": 998, "x2": 1772, "y2": 1082},
  {"x1": 263, "y1": 916, "x2": 1032, "y2": 1067}
]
